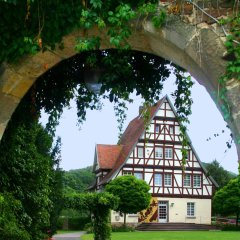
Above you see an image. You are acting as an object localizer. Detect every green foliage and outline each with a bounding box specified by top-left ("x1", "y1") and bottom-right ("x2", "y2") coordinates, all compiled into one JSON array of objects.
[
  {"x1": 0, "y1": 95, "x2": 64, "y2": 239},
  {"x1": 63, "y1": 216, "x2": 91, "y2": 230},
  {"x1": 151, "y1": 10, "x2": 166, "y2": 28},
  {"x1": 217, "y1": 14, "x2": 240, "y2": 123},
  {"x1": 111, "y1": 225, "x2": 135, "y2": 232},
  {"x1": 65, "y1": 192, "x2": 119, "y2": 240},
  {"x1": 204, "y1": 159, "x2": 236, "y2": 189},
  {"x1": 0, "y1": 193, "x2": 31, "y2": 240},
  {"x1": 105, "y1": 175, "x2": 151, "y2": 225},
  {"x1": 220, "y1": 224, "x2": 240, "y2": 231},
  {"x1": 171, "y1": 66, "x2": 193, "y2": 168},
  {"x1": 63, "y1": 167, "x2": 95, "y2": 194},
  {"x1": 35, "y1": 50, "x2": 171, "y2": 135},
  {"x1": 0, "y1": 0, "x2": 161, "y2": 63},
  {"x1": 213, "y1": 176, "x2": 240, "y2": 226}
]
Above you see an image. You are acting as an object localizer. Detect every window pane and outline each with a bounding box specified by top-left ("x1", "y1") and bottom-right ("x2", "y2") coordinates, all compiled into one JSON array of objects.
[
  {"x1": 184, "y1": 174, "x2": 191, "y2": 187},
  {"x1": 165, "y1": 148, "x2": 173, "y2": 159},
  {"x1": 123, "y1": 171, "x2": 132, "y2": 175},
  {"x1": 134, "y1": 172, "x2": 143, "y2": 180},
  {"x1": 156, "y1": 125, "x2": 160, "y2": 133},
  {"x1": 155, "y1": 147, "x2": 163, "y2": 158},
  {"x1": 193, "y1": 175, "x2": 201, "y2": 187},
  {"x1": 138, "y1": 147, "x2": 144, "y2": 158},
  {"x1": 187, "y1": 202, "x2": 195, "y2": 216},
  {"x1": 169, "y1": 126, "x2": 174, "y2": 134},
  {"x1": 164, "y1": 174, "x2": 172, "y2": 186},
  {"x1": 154, "y1": 173, "x2": 162, "y2": 186}
]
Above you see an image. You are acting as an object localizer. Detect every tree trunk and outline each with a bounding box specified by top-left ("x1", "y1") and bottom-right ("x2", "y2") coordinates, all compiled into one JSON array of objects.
[{"x1": 124, "y1": 213, "x2": 126, "y2": 226}]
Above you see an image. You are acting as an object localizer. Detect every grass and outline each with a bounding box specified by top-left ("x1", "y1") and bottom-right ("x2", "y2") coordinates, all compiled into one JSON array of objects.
[
  {"x1": 56, "y1": 230, "x2": 82, "y2": 234},
  {"x1": 81, "y1": 231, "x2": 240, "y2": 240}
]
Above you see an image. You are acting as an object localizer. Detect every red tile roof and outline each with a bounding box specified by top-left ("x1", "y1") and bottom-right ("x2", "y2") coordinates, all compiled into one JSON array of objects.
[
  {"x1": 98, "y1": 96, "x2": 166, "y2": 185},
  {"x1": 96, "y1": 144, "x2": 123, "y2": 170}
]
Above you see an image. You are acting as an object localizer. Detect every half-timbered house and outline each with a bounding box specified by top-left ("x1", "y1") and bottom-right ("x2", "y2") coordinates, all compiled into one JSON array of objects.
[{"x1": 92, "y1": 95, "x2": 217, "y2": 225}]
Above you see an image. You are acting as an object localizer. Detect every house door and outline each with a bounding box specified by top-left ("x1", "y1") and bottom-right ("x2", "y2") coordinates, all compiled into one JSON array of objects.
[{"x1": 158, "y1": 201, "x2": 168, "y2": 223}]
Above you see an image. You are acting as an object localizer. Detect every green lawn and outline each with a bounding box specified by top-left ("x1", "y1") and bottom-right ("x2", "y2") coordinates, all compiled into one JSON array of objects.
[
  {"x1": 81, "y1": 231, "x2": 240, "y2": 240},
  {"x1": 56, "y1": 230, "x2": 81, "y2": 234}
]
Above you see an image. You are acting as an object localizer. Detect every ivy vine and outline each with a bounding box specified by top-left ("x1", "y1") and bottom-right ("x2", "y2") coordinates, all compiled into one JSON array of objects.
[{"x1": 218, "y1": 13, "x2": 240, "y2": 144}]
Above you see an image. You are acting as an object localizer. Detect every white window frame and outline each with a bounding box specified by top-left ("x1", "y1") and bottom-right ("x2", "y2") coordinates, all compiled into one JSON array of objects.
[
  {"x1": 155, "y1": 147, "x2": 163, "y2": 158},
  {"x1": 193, "y1": 175, "x2": 201, "y2": 188},
  {"x1": 154, "y1": 173, "x2": 162, "y2": 186},
  {"x1": 123, "y1": 171, "x2": 132, "y2": 176},
  {"x1": 134, "y1": 172, "x2": 143, "y2": 180},
  {"x1": 187, "y1": 202, "x2": 195, "y2": 217},
  {"x1": 164, "y1": 174, "x2": 172, "y2": 187},
  {"x1": 183, "y1": 174, "x2": 191, "y2": 187},
  {"x1": 165, "y1": 148, "x2": 173, "y2": 159}
]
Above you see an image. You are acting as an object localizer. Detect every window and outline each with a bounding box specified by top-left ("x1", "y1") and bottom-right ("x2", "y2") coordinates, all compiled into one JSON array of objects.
[
  {"x1": 183, "y1": 174, "x2": 191, "y2": 187},
  {"x1": 165, "y1": 148, "x2": 173, "y2": 159},
  {"x1": 154, "y1": 173, "x2": 162, "y2": 186},
  {"x1": 169, "y1": 125, "x2": 174, "y2": 134},
  {"x1": 187, "y1": 202, "x2": 195, "y2": 217},
  {"x1": 164, "y1": 174, "x2": 172, "y2": 186},
  {"x1": 193, "y1": 175, "x2": 201, "y2": 188},
  {"x1": 155, "y1": 124, "x2": 160, "y2": 133},
  {"x1": 123, "y1": 171, "x2": 132, "y2": 176},
  {"x1": 155, "y1": 147, "x2": 163, "y2": 158},
  {"x1": 134, "y1": 172, "x2": 143, "y2": 180},
  {"x1": 137, "y1": 147, "x2": 144, "y2": 158}
]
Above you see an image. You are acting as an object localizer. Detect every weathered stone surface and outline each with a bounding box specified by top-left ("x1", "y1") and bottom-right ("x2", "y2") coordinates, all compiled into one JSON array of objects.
[
  {"x1": 0, "y1": 12, "x2": 239, "y2": 162},
  {"x1": 0, "y1": 93, "x2": 20, "y2": 139},
  {"x1": 226, "y1": 78, "x2": 240, "y2": 158}
]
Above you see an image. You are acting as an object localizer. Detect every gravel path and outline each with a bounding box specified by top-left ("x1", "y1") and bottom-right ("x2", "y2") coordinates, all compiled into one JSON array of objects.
[{"x1": 52, "y1": 231, "x2": 85, "y2": 240}]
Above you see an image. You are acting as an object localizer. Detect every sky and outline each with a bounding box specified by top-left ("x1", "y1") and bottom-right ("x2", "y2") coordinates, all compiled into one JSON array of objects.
[{"x1": 41, "y1": 75, "x2": 238, "y2": 174}]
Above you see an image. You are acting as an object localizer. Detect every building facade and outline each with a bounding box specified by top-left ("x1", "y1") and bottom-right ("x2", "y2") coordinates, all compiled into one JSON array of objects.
[{"x1": 92, "y1": 95, "x2": 217, "y2": 225}]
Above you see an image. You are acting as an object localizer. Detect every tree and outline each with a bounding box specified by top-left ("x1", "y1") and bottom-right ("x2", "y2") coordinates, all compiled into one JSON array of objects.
[
  {"x1": 204, "y1": 160, "x2": 236, "y2": 189},
  {"x1": 64, "y1": 192, "x2": 118, "y2": 240},
  {"x1": 0, "y1": 96, "x2": 64, "y2": 239},
  {"x1": 105, "y1": 175, "x2": 151, "y2": 225},
  {"x1": 63, "y1": 166, "x2": 95, "y2": 194},
  {"x1": 213, "y1": 176, "x2": 240, "y2": 226}
]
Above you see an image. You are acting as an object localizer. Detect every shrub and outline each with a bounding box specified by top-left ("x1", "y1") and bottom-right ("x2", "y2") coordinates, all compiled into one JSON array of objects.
[
  {"x1": 57, "y1": 216, "x2": 91, "y2": 230},
  {"x1": 220, "y1": 224, "x2": 240, "y2": 231},
  {"x1": 68, "y1": 216, "x2": 91, "y2": 230},
  {"x1": 0, "y1": 225, "x2": 31, "y2": 240},
  {"x1": 84, "y1": 222, "x2": 94, "y2": 233},
  {"x1": 112, "y1": 225, "x2": 135, "y2": 232}
]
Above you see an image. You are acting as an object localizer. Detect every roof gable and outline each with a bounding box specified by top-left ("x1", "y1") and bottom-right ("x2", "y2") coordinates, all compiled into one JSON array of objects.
[
  {"x1": 95, "y1": 144, "x2": 123, "y2": 170},
  {"x1": 96, "y1": 95, "x2": 218, "y2": 188},
  {"x1": 99, "y1": 96, "x2": 166, "y2": 184}
]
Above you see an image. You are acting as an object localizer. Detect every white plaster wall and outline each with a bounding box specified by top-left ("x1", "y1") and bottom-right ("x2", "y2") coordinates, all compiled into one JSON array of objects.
[
  {"x1": 111, "y1": 198, "x2": 212, "y2": 225},
  {"x1": 111, "y1": 211, "x2": 138, "y2": 224},
  {"x1": 157, "y1": 197, "x2": 212, "y2": 224}
]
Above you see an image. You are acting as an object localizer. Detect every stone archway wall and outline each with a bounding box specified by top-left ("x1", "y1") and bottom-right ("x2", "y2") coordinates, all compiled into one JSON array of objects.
[{"x1": 0, "y1": 1, "x2": 239, "y2": 159}]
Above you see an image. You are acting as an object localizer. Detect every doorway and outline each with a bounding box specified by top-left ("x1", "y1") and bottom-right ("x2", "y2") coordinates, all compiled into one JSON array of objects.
[{"x1": 158, "y1": 201, "x2": 168, "y2": 223}]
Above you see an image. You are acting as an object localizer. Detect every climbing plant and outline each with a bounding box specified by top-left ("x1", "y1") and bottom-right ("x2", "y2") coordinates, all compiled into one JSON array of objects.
[
  {"x1": 65, "y1": 192, "x2": 119, "y2": 240},
  {"x1": 218, "y1": 13, "x2": 240, "y2": 120}
]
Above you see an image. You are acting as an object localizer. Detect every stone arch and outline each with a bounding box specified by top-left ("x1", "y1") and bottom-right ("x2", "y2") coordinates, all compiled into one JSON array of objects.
[{"x1": 0, "y1": 17, "x2": 239, "y2": 160}]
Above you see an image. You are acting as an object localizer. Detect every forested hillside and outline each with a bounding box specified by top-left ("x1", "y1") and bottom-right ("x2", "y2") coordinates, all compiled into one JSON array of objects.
[
  {"x1": 63, "y1": 166, "x2": 95, "y2": 194},
  {"x1": 62, "y1": 160, "x2": 237, "y2": 194},
  {"x1": 201, "y1": 160, "x2": 237, "y2": 189}
]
